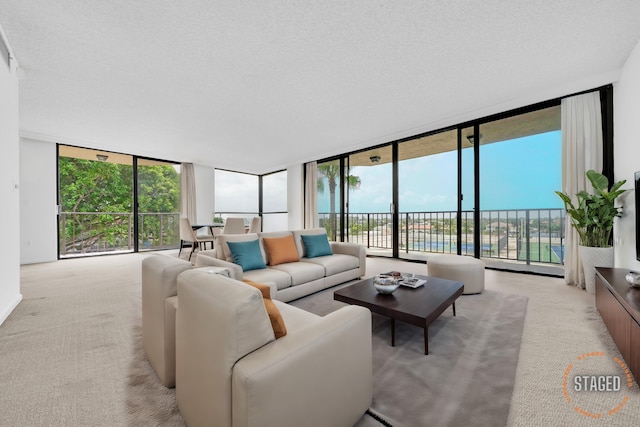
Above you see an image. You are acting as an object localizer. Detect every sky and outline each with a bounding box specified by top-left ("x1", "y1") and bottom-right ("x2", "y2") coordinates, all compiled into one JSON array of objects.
[
  {"x1": 318, "y1": 130, "x2": 562, "y2": 214},
  {"x1": 215, "y1": 169, "x2": 288, "y2": 213}
]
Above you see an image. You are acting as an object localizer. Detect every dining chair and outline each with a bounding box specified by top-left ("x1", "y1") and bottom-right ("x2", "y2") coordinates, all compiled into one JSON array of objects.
[
  {"x1": 179, "y1": 218, "x2": 215, "y2": 261},
  {"x1": 222, "y1": 217, "x2": 246, "y2": 234},
  {"x1": 248, "y1": 216, "x2": 261, "y2": 233}
]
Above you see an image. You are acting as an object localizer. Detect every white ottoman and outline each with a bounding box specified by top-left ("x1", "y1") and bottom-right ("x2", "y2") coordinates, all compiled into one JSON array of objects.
[{"x1": 427, "y1": 254, "x2": 485, "y2": 294}]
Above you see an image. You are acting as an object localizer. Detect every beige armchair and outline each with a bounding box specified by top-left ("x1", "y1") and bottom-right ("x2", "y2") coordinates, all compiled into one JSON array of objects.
[{"x1": 175, "y1": 269, "x2": 373, "y2": 427}]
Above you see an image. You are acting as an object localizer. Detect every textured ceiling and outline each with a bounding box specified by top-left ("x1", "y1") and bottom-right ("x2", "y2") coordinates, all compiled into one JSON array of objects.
[{"x1": 1, "y1": 1, "x2": 640, "y2": 174}]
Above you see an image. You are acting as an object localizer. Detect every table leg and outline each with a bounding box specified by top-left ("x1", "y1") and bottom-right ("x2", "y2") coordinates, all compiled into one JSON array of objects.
[
  {"x1": 391, "y1": 318, "x2": 395, "y2": 347},
  {"x1": 453, "y1": 302, "x2": 456, "y2": 317},
  {"x1": 424, "y1": 326, "x2": 429, "y2": 355}
]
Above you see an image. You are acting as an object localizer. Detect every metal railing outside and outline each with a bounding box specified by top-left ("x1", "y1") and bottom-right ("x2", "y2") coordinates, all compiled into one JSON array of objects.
[
  {"x1": 59, "y1": 212, "x2": 180, "y2": 256},
  {"x1": 319, "y1": 208, "x2": 566, "y2": 266}
]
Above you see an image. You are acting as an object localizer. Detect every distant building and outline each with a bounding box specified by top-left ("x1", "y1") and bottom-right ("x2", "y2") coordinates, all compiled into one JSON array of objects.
[{"x1": 485, "y1": 222, "x2": 513, "y2": 233}]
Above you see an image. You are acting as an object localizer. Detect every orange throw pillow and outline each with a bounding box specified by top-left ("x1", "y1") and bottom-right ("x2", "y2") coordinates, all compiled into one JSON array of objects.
[
  {"x1": 243, "y1": 279, "x2": 287, "y2": 339},
  {"x1": 262, "y1": 235, "x2": 300, "y2": 266}
]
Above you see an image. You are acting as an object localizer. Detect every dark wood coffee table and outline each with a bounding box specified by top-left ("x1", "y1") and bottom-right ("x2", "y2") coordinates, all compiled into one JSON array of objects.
[{"x1": 334, "y1": 274, "x2": 463, "y2": 355}]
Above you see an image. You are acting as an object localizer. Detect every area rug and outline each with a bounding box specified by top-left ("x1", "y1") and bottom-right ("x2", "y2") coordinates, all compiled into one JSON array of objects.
[
  {"x1": 126, "y1": 286, "x2": 527, "y2": 427},
  {"x1": 291, "y1": 286, "x2": 528, "y2": 427}
]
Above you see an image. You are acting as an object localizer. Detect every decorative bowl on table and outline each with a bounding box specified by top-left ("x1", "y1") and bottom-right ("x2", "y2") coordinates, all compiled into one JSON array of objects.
[
  {"x1": 373, "y1": 274, "x2": 400, "y2": 294},
  {"x1": 625, "y1": 271, "x2": 640, "y2": 288}
]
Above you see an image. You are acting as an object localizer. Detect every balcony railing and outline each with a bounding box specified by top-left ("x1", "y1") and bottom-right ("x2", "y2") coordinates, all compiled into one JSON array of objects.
[
  {"x1": 319, "y1": 208, "x2": 566, "y2": 266},
  {"x1": 59, "y1": 212, "x2": 180, "y2": 256}
]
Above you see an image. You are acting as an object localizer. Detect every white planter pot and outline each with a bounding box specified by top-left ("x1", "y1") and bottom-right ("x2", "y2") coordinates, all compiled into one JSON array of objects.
[{"x1": 578, "y1": 245, "x2": 614, "y2": 294}]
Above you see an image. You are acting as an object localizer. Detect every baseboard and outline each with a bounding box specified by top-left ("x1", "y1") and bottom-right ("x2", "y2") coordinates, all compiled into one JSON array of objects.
[{"x1": 0, "y1": 293, "x2": 23, "y2": 326}]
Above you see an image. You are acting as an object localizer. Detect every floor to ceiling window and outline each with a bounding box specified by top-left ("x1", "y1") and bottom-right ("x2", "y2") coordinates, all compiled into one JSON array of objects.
[
  {"x1": 398, "y1": 130, "x2": 460, "y2": 260},
  {"x1": 308, "y1": 91, "x2": 589, "y2": 274},
  {"x1": 137, "y1": 158, "x2": 181, "y2": 251},
  {"x1": 214, "y1": 169, "x2": 288, "y2": 232},
  {"x1": 317, "y1": 159, "x2": 343, "y2": 240},
  {"x1": 346, "y1": 146, "x2": 394, "y2": 256},
  {"x1": 478, "y1": 106, "x2": 564, "y2": 271},
  {"x1": 214, "y1": 169, "x2": 259, "y2": 227},
  {"x1": 57, "y1": 145, "x2": 181, "y2": 258},
  {"x1": 262, "y1": 170, "x2": 288, "y2": 231}
]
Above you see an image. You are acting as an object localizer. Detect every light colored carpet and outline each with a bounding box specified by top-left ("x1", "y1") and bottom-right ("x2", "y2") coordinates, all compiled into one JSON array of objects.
[{"x1": 3, "y1": 252, "x2": 639, "y2": 426}]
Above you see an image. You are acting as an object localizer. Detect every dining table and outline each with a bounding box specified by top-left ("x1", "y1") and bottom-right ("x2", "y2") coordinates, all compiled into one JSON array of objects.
[{"x1": 191, "y1": 223, "x2": 224, "y2": 235}]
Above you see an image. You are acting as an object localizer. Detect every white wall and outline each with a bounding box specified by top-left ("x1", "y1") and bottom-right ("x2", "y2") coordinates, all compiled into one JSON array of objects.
[
  {"x1": 0, "y1": 31, "x2": 22, "y2": 325},
  {"x1": 287, "y1": 164, "x2": 304, "y2": 230},
  {"x1": 20, "y1": 138, "x2": 58, "y2": 264},
  {"x1": 614, "y1": 37, "x2": 640, "y2": 271}
]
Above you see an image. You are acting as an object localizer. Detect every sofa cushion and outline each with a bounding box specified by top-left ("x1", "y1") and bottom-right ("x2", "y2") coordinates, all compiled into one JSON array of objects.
[
  {"x1": 227, "y1": 239, "x2": 267, "y2": 272},
  {"x1": 270, "y1": 261, "x2": 326, "y2": 286},
  {"x1": 263, "y1": 235, "x2": 300, "y2": 266},
  {"x1": 301, "y1": 254, "x2": 360, "y2": 276},
  {"x1": 243, "y1": 280, "x2": 287, "y2": 339},
  {"x1": 300, "y1": 233, "x2": 333, "y2": 258},
  {"x1": 292, "y1": 228, "x2": 328, "y2": 257},
  {"x1": 242, "y1": 267, "x2": 292, "y2": 290},
  {"x1": 216, "y1": 233, "x2": 264, "y2": 263}
]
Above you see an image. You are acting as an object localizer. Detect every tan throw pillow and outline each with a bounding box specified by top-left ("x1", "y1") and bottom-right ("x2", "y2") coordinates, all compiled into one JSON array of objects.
[
  {"x1": 262, "y1": 235, "x2": 300, "y2": 266},
  {"x1": 243, "y1": 280, "x2": 287, "y2": 339}
]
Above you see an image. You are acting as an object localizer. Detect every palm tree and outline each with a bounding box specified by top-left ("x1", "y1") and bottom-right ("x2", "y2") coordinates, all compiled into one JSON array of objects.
[{"x1": 317, "y1": 163, "x2": 361, "y2": 240}]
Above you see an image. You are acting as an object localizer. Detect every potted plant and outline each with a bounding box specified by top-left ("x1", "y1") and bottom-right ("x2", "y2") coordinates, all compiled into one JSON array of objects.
[{"x1": 555, "y1": 170, "x2": 628, "y2": 293}]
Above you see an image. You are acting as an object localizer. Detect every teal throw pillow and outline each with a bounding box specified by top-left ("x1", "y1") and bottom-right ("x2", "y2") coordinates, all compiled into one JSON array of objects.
[
  {"x1": 301, "y1": 234, "x2": 333, "y2": 258},
  {"x1": 227, "y1": 240, "x2": 267, "y2": 271}
]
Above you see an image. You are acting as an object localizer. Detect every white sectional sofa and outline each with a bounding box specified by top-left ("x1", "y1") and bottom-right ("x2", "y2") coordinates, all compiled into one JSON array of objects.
[
  {"x1": 195, "y1": 228, "x2": 366, "y2": 302},
  {"x1": 141, "y1": 255, "x2": 373, "y2": 426}
]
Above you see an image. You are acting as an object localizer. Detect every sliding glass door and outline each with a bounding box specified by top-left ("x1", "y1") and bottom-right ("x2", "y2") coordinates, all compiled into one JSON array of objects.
[
  {"x1": 58, "y1": 145, "x2": 181, "y2": 258},
  {"x1": 346, "y1": 146, "x2": 394, "y2": 256},
  {"x1": 137, "y1": 159, "x2": 181, "y2": 251},
  {"x1": 398, "y1": 130, "x2": 460, "y2": 260},
  {"x1": 313, "y1": 101, "x2": 564, "y2": 273},
  {"x1": 58, "y1": 146, "x2": 135, "y2": 257},
  {"x1": 478, "y1": 106, "x2": 563, "y2": 269}
]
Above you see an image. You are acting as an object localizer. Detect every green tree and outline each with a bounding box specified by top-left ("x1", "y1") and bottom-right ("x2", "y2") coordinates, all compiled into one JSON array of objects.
[
  {"x1": 59, "y1": 158, "x2": 180, "y2": 254},
  {"x1": 317, "y1": 163, "x2": 361, "y2": 240},
  {"x1": 137, "y1": 165, "x2": 181, "y2": 247}
]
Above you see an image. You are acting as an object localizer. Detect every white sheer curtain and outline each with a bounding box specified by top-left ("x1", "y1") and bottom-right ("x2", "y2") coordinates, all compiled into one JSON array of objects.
[
  {"x1": 304, "y1": 162, "x2": 318, "y2": 228},
  {"x1": 561, "y1": 92, "x2": 603, "y2": 288},
  {"x1": 180, "y1": 163, "x2": 197, "y2": 223}
]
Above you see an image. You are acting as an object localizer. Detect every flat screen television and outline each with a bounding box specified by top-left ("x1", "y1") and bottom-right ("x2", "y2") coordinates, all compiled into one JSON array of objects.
[{"x1": 636, "y1": 172, "x2": 640, "y2": 261}]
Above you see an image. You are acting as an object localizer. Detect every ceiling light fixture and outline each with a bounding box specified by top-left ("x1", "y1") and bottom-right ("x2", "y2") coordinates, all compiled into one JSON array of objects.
[
  {"x1": 466, "y1": 134, "x2": 482, "y2": 145},
  {"x1": 96, "y1": 154, "x2": 109, "y2": 162},
  {"x1": 370, "y1": 155, "x2": 381, "y2": 163}
]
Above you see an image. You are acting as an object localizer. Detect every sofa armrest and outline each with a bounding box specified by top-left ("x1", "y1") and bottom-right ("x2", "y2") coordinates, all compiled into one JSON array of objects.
[
  {"x1": 195, "y1": 251, "x2": 243, "y2": 280},
  {"x1": 141, "y1": 254, "x2": 191, "y2": 387},
  {"x1": 232, "y1": 305, "x2": 372, "y2": 427},
  {"x1": 330, "y1": 242, "x2": 366, "y2": 277}
]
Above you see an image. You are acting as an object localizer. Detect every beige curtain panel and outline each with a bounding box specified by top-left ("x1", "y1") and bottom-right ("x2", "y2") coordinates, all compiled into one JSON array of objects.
[
  {"x1": 180, "y1": 163, "x2": 197, "y2": 223},
  {"x1": 560, "y1": 92, "x2": 603, "y2": 289},
  {"x1": 304, "y1": 162, "x2": 318, "y2": 229}
]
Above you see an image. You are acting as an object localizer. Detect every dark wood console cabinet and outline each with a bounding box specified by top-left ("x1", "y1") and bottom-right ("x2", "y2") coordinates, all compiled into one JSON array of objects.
[{"x1": 595, "y1": 267, "x2": 640, "y2": 383}]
